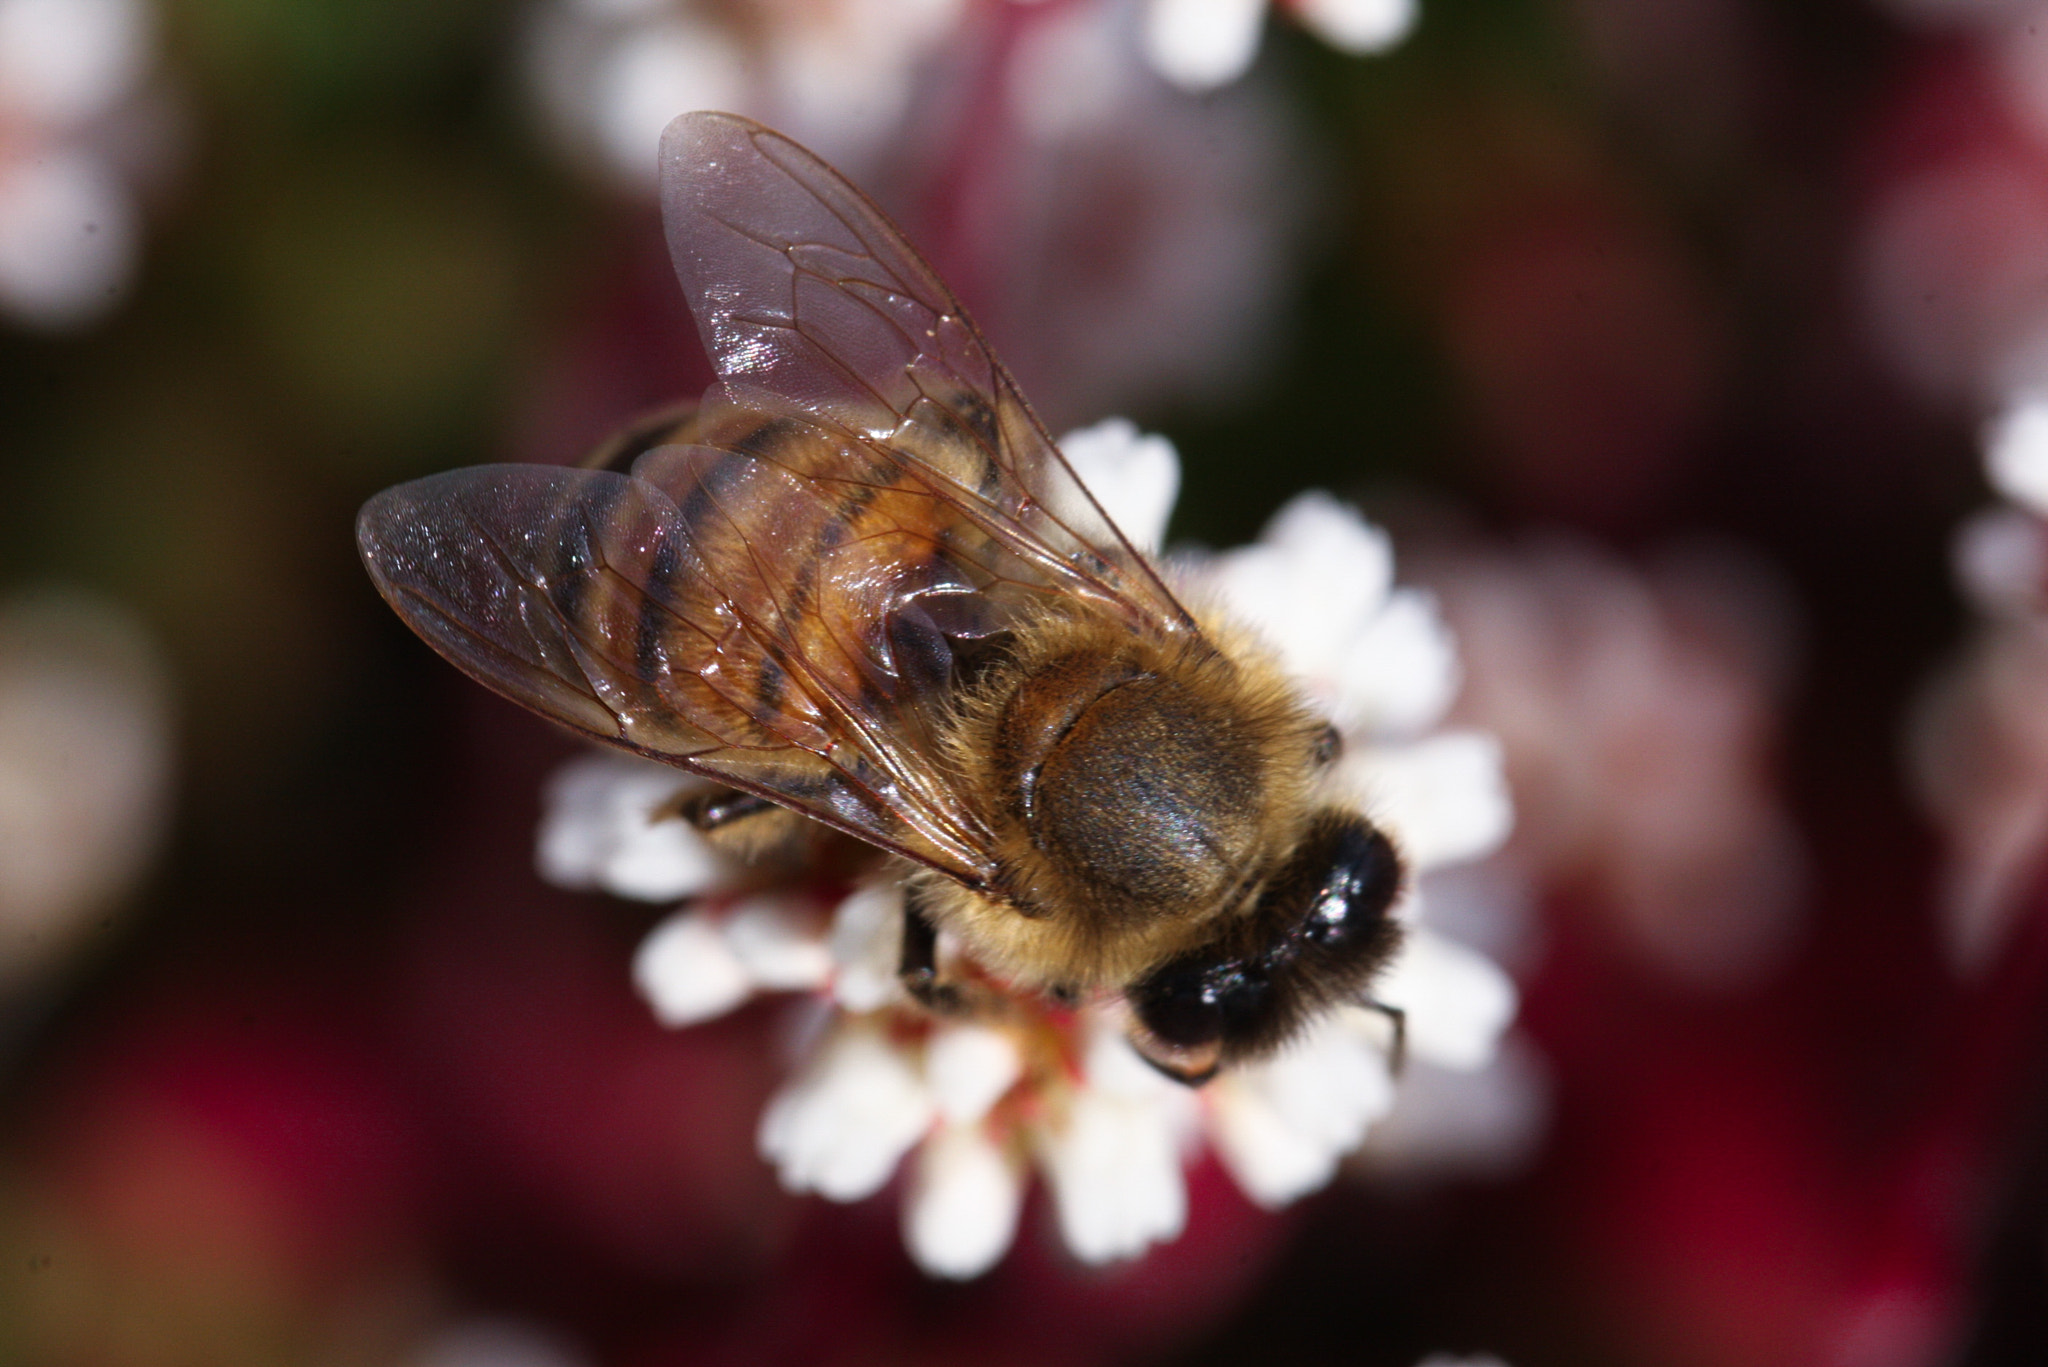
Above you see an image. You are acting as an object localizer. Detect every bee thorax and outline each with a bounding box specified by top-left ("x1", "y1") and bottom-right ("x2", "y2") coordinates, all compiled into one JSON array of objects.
[{"x1": 1030, "y1": 675, "x2": 1264, "y2": 914}]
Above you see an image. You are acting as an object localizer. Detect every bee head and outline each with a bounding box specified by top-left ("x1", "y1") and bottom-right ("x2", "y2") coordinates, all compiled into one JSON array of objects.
[{"x1": 1124, "y1": 810, "x2": 1404, "y2": 1085}]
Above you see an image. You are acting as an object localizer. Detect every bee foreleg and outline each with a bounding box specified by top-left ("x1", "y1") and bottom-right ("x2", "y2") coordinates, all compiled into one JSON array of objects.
[
  {"x1": 899, "y1": 883, "x2": 964, "y2": 1014},
  {"x1": 665, "y1": 786, "x2": 807, "y2": 862}
]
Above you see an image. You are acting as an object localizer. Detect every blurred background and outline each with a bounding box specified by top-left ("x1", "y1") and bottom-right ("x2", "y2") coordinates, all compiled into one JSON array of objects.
[{"x1": 5, "y1": 0, "x2": 2048, "y2": 1363}]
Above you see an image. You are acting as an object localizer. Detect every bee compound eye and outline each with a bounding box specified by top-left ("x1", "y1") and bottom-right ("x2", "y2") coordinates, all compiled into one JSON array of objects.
[
  {"x1": 1298, "y1": 818, "x2": 1403, "y2": 950},
  {"x1": 1129, "y1": 957, "x2": 1271, "y2": 1050},
  {"x1": 1130, "y1": 963, "x2": 1223, "y2": 1049}
]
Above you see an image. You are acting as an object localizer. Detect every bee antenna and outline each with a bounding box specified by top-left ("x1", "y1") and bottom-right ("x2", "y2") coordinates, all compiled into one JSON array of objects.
[{"x1": 1361, "y1": 998, "x2": 1407, "y2": 1077}]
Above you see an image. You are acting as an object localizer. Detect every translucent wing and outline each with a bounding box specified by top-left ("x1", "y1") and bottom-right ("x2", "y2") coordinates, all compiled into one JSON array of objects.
[
  {"x1": 357, "y1": 464, "x2": 999, "y2": 883},
  {"x1": 659, "y1": 110, "x2": 1195, "y2": 633},
  {"x1": 358, "y1": 111, "x2": 1202, "y2": 892}
]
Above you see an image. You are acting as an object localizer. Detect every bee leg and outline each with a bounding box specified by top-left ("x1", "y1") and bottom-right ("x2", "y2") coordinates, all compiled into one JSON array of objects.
[
  {"x1": 666, "y1": 786, "x2": 807, "y2": 862},
  {"x1": 899, "y1": 884, "x2": 964, "y2": 1014},
  {"x1": 1363, "y1": 999, "x2": 1407, "y2": 1076},
  {"x1": 669, "y1": 787, "x2": 776, "y2": 831}
]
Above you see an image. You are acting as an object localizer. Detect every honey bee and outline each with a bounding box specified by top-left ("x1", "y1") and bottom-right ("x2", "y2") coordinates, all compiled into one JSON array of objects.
[{"x1": 356, "y1": 112, "x2": 1405, "y2": 1084}]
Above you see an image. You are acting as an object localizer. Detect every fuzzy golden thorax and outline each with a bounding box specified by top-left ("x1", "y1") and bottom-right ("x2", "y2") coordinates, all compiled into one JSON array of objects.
[{"x1": 930, "y1": 605, "x2": 1330, "y2": 988}]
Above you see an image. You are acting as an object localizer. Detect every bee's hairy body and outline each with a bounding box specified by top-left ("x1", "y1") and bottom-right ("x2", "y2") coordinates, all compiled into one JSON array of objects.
[
  {"x1": 358, "y1": 111, "x2": 1410, "y2": 1087},
  {"x1": 923, "y1": 606, "x2": 1331, "y2": 991},
  {"x1": 596, "y1": 409, "x2": 1342, "y2": 993}
]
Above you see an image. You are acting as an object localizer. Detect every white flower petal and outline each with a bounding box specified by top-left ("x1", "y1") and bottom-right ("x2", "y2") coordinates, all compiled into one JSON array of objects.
[
  {"x1": 724, "y1": 893, "x2": 834, "y2": 991},
  {"x1": 1379, "y1": 928, "x2": 1517, "y2": 1072},
  {"x1": 1082, "y1": 1016, "x2": 1201, "y2": 1116},
  {"x1": 599, "y1": 822, "x2": 729, "y2": 902},
  {"x1": 828, "y1": 880, "x2": 906, "y2": 1012},
  {"x1": 1343, "y1": 731, "x2": 1513, "y2": 871},
  {"x1": 759, "y1": 1022, "x2": 934, "y2": 1201},
  {"x1": 1005, "y1": 0, "x2": 1128, "y2": 141},
  {"x1": 536, "y1": 753, "x2": 731, "y2": 902},
  {"x1": 1262, "y1": 493, "x2": 1396, "y2": 608},
  {"x1": 0, "y1": 0, "x2": 150, "y2": 128},
  {"x1": 902, "y1": 1123, "x2": 1025, "y2": 1280},
  {"x1": 1209, "y1": 1009, "x2": 1395, "y2": 1208},
  {"x1": 1293, "y1": 0, "x2": 1417, "y2": 54},
  {"x1": 594, "y1": 21, "x2": 747, "y2": 184},
  {"x1": 1142, "y1": 0, "x2": 1267, "y2": 91},
  {"x1": 0, "y1": 150, "x2": 137, "y2": 329},
  {"x1": 1057, "y1": 417, "x2": 1182, "y2": 553},
  {"x1": 633, "y1": 910, "x2": 753, "y2": 1027},
  {"x1": 1038, "y1": 1086, "x2": 1188, "y2": 1264},
  {"x1": 1954, "y1": 505, "x2": 2048, "y2": 613},
  {"x1": 1364, "y1": 1034, "x2": 1549, "y2": 1179},
  {"x1": 1209, "y1": 494, "x2": 1394, "y2": 681},
  {"x1": 1986, "y1": 392, "x2": 2048, "y2": 518},
  {"x1": 1335, "y1": 588, "x2": 1461, "y2": 738},
  {"x1": 925, "y1": 1023, "x2": 1023, "y2": 1126}
]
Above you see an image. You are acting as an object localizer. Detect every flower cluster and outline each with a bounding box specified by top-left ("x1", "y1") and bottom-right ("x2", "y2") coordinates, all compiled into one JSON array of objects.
[
  {"x1": 537, "y1": 419, "x2": 1516, "y2": 1278},
  {"x1": 525, "y1": 0, "x2": 1418, "y2": 194}
]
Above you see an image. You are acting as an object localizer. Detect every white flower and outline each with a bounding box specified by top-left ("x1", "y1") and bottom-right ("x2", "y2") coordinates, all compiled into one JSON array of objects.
[
  {"x1": 1953, "y1": 504, "x2": 2048, "y2": 616},
  {"x1": 904, "y1": 1122, "x2": 1025, "y2": 1279},
  {"x1": 1038, "y1": 1023, "x2": 1198, "y2": 1263},
  {"x1": 1910, "y1": 611, "x2": 2048, "y2": 971},
  {"x1": 1915, "y1": 384, "x2": 2048, "y2": 973},
  {"x1": 0, "y1": 0, "x2": 170, "y2": 328},
  {"x1": 527, "y1": 0, "x2": 964, "y2": 187},
  {"x1": 538, "y1": 750, "x2": 738, "y2": 901},
  {"x1": 1142, "y1": 0, "x2": 1417, "y2": 93},
  {"x1": 533, "y1": 419, "x2": 1519, "y2": 1276},
  {"x1": 1206, "y1": 1005, "x2": 1397, "y2": 1207},
  {"x1": 758, "y1": 1018, "x2": 936, "y2": 1201},
  {"x1": 1057, "y1": 416, "x2": 1181, "y2": 552},
  {"x1": 1986, "y1": 390, "x2": 2048, "y2": 518}
]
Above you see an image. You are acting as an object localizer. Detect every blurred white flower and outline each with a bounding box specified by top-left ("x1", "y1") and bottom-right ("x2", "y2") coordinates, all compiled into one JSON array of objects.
[
  {"x1": 1910, "y1": 615, "x2": 2048, "y2": 971},
  {"x1": 1142, "y1": 0, "x2": 1417, "y2": 92},
  {"x1": 527, "y1": 0, "x2": 964, "y2": 186},
  {"x1": 1911, "y1": 355, "x2": 2048, "y2": 971},
  {"x1": 0, "y1": 0, "x2": 172, "y2": 328},
  {"x1": 539, "y1": 751, "x2": 739, "y2": 900},
  {"x1": 0, "y1": 589, "x2": 172, "y2": 988},
  {"x1": 1985, "y1": 390, "x2": 2048, "y2": 517},
  {"x1": 1421, "y1": 537, "x2": 1805, "y2": 990},
  {"x1": 534, "y1": 420, "x2": 1518, "y2": 1276}
]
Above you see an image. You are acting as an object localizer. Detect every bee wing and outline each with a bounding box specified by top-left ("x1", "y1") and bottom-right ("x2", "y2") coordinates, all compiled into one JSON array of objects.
[
  {"x1": 356, "y1": 464, "x2": 999, "y2": 883},
  {"x1": 359, "y1": 113, "x2": 1200, "y2": 892},
  {"x1": 659, "y1": 110, "x2": 1196, "y2": 632}
]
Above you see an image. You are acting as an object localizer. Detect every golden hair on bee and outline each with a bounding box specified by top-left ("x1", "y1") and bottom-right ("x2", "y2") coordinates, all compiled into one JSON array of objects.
[{"x1": 924, "y1": 601, "x2": 1333, "y2": 991}]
